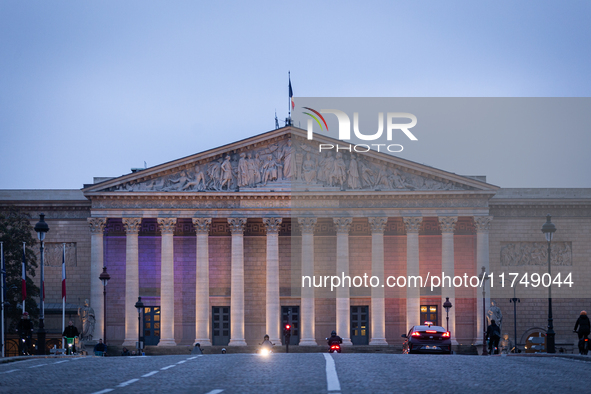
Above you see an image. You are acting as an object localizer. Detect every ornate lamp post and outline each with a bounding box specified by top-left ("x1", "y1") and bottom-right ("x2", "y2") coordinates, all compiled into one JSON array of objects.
[
  {"x1": 134, "y1": 297, "x2": 144, "y2": 354},
  {"x1": 541, "y1": 214, "x2": 556, "y2": 353},
  {"x1": 509, "y1": 286, "x2": 520, "y2": 353},
  {"x1": 478, "y1": 266, "x2": 490, "y2": 355},
  {"x1": 443, "y1": 297, "x2": 452, "y2": 332},
  {"x1": 34, "y1": 214, "x2": 49, "y2": 355},
  {"x1": 99, "y1": 267, "x2": 110, "y2": 345}
]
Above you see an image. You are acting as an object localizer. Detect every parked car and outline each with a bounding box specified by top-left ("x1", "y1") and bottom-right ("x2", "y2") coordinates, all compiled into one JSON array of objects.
[{"x1": 402, "y1": 323, "x2": 452, "y2": 354}]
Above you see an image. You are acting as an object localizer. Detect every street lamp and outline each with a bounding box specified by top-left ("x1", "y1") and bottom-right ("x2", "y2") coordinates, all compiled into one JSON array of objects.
[
  {"x1": 478, "y1": 266, "x2": 490, "y2": 356},
  {"x1": 34, "y1": 214, "x2": 49, "y2": 355},
  {"x1": 134, "y1": 297, "x2": 144, "y2": 354},
  {"x1": 99, "y1": 267, "x2": 110, "y2": 345},
  {"x1": 443, "y1": 297, "x2": 453, "y2": 332},
  {"x1": 509, "y1": 286, "x2": 520, "y2": 353},
  {"x1": 541, "y1": 214, "x2": 556, "y2": 353}
]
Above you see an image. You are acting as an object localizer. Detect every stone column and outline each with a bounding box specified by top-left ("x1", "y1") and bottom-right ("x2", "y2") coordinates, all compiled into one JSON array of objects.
[
  {"x1": 298, "y1": 218, "x2": 317, "y2": 346},
  {"x1": 88, "y1": 218, "x2": 107, "y2": 341},
  {"x1": 263, "y1": 218, "x2": 282, "y2": 345},
  {"x1": 228, "y1": 218, "x2": 247, "y2": 346},
  {"x1": 368, "y1": 217, "x2": 388, "y2": 345},
  {"x1": 474, "y1": 216, "x2": 492, "y2": 345},
  {"x1": 122, "y1": 218, "x2": 142, "y2": 347},
  {"x1": 439, "y1": 216, "x2": 458, "y2": 344},
  {"x1": 193, "y1": 218, "x2": 212, "y2": 346},
  {"x1": 334, "y1": 217, "x2": 353, "y2": 345},
  {"x1": 157, "y1": 218, "x2": 177, "y2": 346},
  {"x1": 403, "y1": 217, "x2": 422, "y2": 331}
]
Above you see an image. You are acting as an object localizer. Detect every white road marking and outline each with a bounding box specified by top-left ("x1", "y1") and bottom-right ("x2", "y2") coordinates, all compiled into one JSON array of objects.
[
  {"x1": 142, "y1": 371, "x2": 159, "y2": 377},
  {"x1": 205, "y1": 390, "x2": 224, "y2": 394},
  {"x1": 177, "y1": 360, "x2": 187, "y2": 364},
  {"x1": 55, "y1": 360, "x2": 70, "y2": 364},
  {"x1": 28, "y1": 363, "x2": 48, "y2": 368},
  {"x1": 323, "y1": 353, "x2": 342, "y2": 392},
  {"x1": 0, "y1": 369, "x2": 19, "y2": 374},
  {"x1": 117, "y1": 378, "x2": 139, "y2": 387},
  {"x1": 91, "y1": 390, "x2": 114, "y2": 394},
  {"x1": 161, "y1": 365, "x2": 176, "y2": 370},
  {"x1": 188, "y1": 355, "x2": 202, "y2": 360}
]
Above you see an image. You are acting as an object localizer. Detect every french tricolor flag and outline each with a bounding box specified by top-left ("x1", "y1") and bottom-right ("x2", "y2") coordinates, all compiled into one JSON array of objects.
[{"x1": 289, "y1": 77, "x2": 294, "y2": 110}]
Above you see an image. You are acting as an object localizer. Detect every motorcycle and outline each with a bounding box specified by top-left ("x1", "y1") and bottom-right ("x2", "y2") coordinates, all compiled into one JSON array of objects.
[
  {"x1": 326, "y1": 338, "x2": 341, "y2": 353},
  {"x1": 65, "y1": 337, "x2": 76, "y2": 355},
  {"x1": 574, "y1": 330, "x2": 589, "y2": 355},
  {"x1": 20, "y1": 337, "x2": 29, "y2": 356},
  {"x1": 258, "y1": 342, "x2": 273, "y2": 356}
]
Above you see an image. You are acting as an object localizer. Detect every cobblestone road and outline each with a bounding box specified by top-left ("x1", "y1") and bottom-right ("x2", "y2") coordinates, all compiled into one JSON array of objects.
[{"x1": 0, "y1": 353, "x2": 589, "y2": 393}]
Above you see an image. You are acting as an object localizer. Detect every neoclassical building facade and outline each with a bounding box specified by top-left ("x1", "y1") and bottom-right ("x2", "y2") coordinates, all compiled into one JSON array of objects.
[{"x1": 2, "y1": 126, "x2": 589, "y2": 348}]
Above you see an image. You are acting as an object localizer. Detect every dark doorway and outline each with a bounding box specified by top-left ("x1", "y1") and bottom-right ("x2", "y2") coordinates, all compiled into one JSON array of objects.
[
  {"x1": 143, "y1": 306, "x2": 160, "y2": 346},
  {"x1": 281, "y1": 306, "x2": 299, "y2": 345},
  {"x1": 350, "y1": 306, "x2": 369, "y2": 345},
  {"x1": 212, "y1": 306, "x2": 230, "y2": 346},
  {"x1": 420, "y1": 305, "x2": 438, "y2": 326}
]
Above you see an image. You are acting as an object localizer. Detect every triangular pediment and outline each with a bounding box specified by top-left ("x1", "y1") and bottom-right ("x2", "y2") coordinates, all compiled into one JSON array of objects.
[{"x1": 82, "y1": 126, "x2": 498, "y2": 195}]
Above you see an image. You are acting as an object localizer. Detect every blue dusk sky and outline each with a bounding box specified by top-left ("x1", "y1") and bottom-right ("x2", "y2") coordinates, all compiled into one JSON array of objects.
[{"x1": 1, "y1": 1, "x2": 590, "y2": 189}]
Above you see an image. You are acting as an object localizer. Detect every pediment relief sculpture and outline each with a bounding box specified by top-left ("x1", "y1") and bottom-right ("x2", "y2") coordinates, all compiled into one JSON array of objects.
[{"x1": 102, "y1": 136, "x2": 473, "y2": 193}]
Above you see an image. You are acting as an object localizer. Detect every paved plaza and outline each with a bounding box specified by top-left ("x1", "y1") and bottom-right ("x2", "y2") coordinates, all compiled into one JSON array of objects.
[{"x1": 1, "y1": 353, "x2": 589, "y2": 394}]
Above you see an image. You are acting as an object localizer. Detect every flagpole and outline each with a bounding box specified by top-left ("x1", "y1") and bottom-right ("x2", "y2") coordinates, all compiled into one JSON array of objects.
[
  {"x1": 1, "y1": 242, "x2": 5, "y2": 358},
  {"x1": 62, "y1": 243, "x2": 65, "y2": 350},
  {"x1": 22, "y1": 242, "x2": 25, "y2": 313}
]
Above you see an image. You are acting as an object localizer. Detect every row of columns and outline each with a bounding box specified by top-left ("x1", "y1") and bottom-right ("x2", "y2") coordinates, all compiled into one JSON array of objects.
[
  {"x1": 297, "y1": 216, "x2": 492, "y2": 345},
  {"x1": 87, "y1": 215, "x2": 492, "y2": 346}
]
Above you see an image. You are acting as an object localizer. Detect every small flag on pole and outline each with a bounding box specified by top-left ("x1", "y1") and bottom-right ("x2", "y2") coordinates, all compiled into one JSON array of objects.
[
  {"x1": 21, "y1": 243, "x2": 26, "y2": 302},
  {"x1": 289, "y1": 75, "x2": 294, "y2": 110},
  {"x1": 62, "y1": 244, "x2": 66, "y2": 299}
]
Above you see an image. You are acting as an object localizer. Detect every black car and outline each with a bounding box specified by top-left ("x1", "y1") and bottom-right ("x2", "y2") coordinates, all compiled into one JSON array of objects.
[{"x1": 401, "y1": 324, "x2": 452, "y2": 354}]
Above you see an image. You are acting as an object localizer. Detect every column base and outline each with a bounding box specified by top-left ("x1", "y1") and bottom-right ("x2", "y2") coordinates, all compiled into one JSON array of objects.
[
  {"x1": 299, "y1": 339, "x2": 317, "y2": 346},
  {"x1": 474, "y1": 340, "x2": 483, "y2": 346},
  {"x1": 157, "y1": 338, "x2": 178, "y2": 347},
  {"x1": 194, "y1": 339, "x2": 212, "y2": 347},
  {"x1": 369, "y1": 338, "x2": 388, "y2": 345},
  {"x1": 228, "y1": 338, "x2": 247, "y2": 346},
  {"x1": 270, "y1": 338, "x2": 282, "y2": 346},
  {"x1": 451, "y1": 339, "x2": 459, "y2": 346},
  {"x1": 341, "y1": 338, "x2": 353, "y2": 346}
]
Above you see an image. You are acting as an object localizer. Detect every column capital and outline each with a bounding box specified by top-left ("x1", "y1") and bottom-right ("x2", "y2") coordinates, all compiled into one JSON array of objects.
[
  {"x1": 438, "y1": 216, "x2": 458, "y2": 233},
  {"x1": 297, "y1": 217, "x2": 317, "y2": 234},
  {"x1": 157, "y1": 218, "x2": 177, "y2": 235},
  {"x1": 122, "y1": 218, "x2": 142, "y2": 234},
  {"x1": 263, "y1": 217, "x2": 282, "y2": 234},
  {"x1": 227, "y1": 218, "x2": 247, "y2": 234},
  {"x1": 473, "y1": 216, "x2": 493, "y2": 233},
  {"x1": 333, "y1": 217, "x2": 353, "y2": 234},
  {"x1": 403, "y1": 217, "x2": 423, "y2": 233},
  {"x1": 192, "y1": 218, "x2": 212, "y2": 234},
  {"x1": 368, "y1": 217, "x2": 387, "y2": 233},
  {"x1": 88, "y1": 218, "x2": 107, "y2": 234}
]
